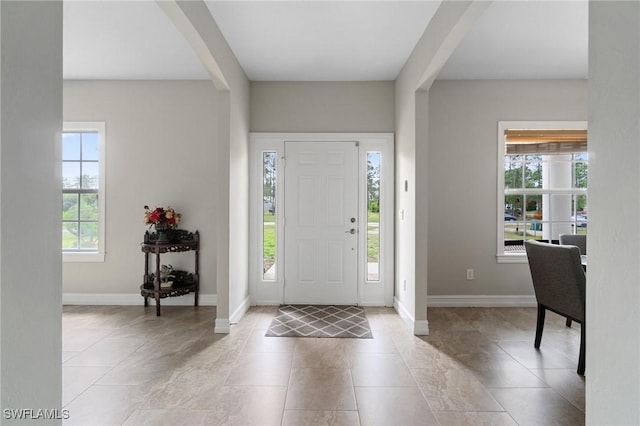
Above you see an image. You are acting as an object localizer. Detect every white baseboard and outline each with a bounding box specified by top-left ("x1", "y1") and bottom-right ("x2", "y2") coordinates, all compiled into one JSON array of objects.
[
  {"x1": 214, "y1": 318, "x2": 230, "y2": 334},
  {"x1": 392, "y1": 295, "x2": 534, "y2": 335},
  {"x1": 413, "y1": 320, "x2": 429, "y2": 335},
  {"x1": 62, "y1": 293, "x2": 217, "y2": 306},
  {"x1": 359, "y1": 301, "x2": 393, "y2": 307},
  {"x1": 252, "y1": 301, "x2": 281, "y2": 306},
  {"x1": 230, "y1": 296, "x2": 250, "y2": 324},
  {"x1": 427, "y1": 295, "x2": 537, "y2": 307},
  {"x1": 393, "y1": 297, "x2": 429, "y2": 335},
  {"x1": 393, "y1": 296, "x2": 412, "y2": 328}
]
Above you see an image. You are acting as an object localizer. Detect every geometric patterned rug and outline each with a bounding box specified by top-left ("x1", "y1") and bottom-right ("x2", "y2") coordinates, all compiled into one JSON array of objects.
[{"x1": 265, "y1": 305, "x2": 373, "y2": 338}]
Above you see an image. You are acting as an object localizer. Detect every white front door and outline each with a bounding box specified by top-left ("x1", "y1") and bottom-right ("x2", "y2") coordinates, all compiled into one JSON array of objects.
[{"x1": 284, "y1": 141, "x2": 359, "y2": 305}]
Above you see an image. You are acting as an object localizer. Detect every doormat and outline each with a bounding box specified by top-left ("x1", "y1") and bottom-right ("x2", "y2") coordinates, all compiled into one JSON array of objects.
[{"x1": 265, "y1": 305, "x2": 373, "y2": 338}]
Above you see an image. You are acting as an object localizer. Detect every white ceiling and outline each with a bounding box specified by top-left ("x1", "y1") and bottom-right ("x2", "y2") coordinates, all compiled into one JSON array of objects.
[
  {"x1": 438, "y1": 1, "x2": 588, "y2": 80},
  {"x1": 204, "y1": 1, "x2": 440, "y2": 81},
  {"x1": 64, "y1": 1, "x2": 209, "y2": 80},
  {"x1": 63, "y1": 1, "x2": 588, "y2": 82}
]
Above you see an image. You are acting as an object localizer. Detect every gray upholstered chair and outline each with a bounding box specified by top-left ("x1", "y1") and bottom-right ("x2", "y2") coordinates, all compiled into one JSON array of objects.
[
  {"x1": 525, "y1": 240, "x2": 586, "y2": 375},
  {"x1": 559, "y1": 233, "x2": 587, "y2": 255},
  {"x1": 557, "y1": 234, "x2": 587, "y2": 328}
]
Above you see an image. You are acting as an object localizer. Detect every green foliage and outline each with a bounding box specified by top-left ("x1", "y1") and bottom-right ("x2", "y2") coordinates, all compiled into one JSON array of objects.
[
  {"x1": 367, "y1": 155, "x2": 380, "y2": 212},
  {"x1": 263, "y1": 212, "x2": 275, "y2": 223},
  {"x1": 62, "y1": 226, "x2": 78, "y2": 249},
  {"x1": 367, "y1": 226, "x2": 379, "y2": 263},
  {"x1": 63, "y1": 174, "x2": 98, "y2": 190},
  {"x1": 262, "y1": 223, "x2": 276, "y2": 272},
  {"x1": 526, "y1": 196, "x2": 541, "y2": 212},
  {"x1": 503, "y1": 230, "x2": 542, "y2": 241},
  {"x1": 575, "y1": 161, "x2": 588, "y2": 188},
  {"x1": 504, "y1": 156, "x2": 542, "y2": 189},
  {"x1": 263, "y1": 152, "x2": 276, "y2": 208},
  {"x1": 259, "y1": 152, "x2": 386, "y2": 269},
  {"x1": 504, "y1": 153, "x2": 588, "y2": 216},
  {"x1": 62, "y1": 190, "x2": 99, "y2": 250},
  {"x1": 62, "y1": 221, "x2": 98, "y2": 250}
]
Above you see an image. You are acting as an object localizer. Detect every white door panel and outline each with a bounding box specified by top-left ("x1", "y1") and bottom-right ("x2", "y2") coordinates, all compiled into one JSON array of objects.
[{"x1": 284, "y1": 141, "x2": 358, "y2": 305}]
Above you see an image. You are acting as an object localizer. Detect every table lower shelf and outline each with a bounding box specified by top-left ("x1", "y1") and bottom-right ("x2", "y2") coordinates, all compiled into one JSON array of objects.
[{"x1": 140, "y1": 281, "x2": 198, "y2": 299}]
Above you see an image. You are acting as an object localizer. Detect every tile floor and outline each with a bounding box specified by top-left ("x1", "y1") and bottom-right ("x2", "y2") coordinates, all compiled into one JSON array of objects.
[{"x1": 62, "y1": 305, "x2": 585, "y2": 425}]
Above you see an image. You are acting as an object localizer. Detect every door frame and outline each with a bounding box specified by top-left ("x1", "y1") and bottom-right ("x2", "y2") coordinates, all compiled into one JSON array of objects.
[{"x1": 249, "y1": 133, "x2": 395, "y2": 306}]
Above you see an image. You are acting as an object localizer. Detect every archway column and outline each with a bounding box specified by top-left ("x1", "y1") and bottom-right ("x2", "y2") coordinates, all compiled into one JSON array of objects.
[
  {"x1": 1, "y1": 0, "x2": 63, "y2": 414},
  {"x1": 395, "y1": 0, "x2": 491, "y2": 334},
  {"x1": 587, "y1": 1, "x2": 640, "y2": 423}
]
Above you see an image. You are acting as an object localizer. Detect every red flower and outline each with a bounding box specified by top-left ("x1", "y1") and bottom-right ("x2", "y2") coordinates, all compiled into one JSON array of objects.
[
  {"x1": 143, "y1": 205, "x2": 181, "y2": 229},
  {"x1": 148, "y1": 208, "x2": 161, "y2": 223}
]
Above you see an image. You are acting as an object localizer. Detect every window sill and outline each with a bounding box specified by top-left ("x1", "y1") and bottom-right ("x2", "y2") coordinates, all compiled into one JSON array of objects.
[
  {"x1": 497, "y1": 253, "x2": 528, "y2": 264},
  {"x1": 63, "y1": 252, "x2": 105, "y2": 263}
]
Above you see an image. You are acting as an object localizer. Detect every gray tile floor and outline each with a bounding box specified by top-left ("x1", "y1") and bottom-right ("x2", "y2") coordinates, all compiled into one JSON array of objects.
[{"x1": 62, "y1": 305, "x2": 585, "y2": 425}]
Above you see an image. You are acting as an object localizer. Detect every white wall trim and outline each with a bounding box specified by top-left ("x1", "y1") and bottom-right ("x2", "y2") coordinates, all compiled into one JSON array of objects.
[
  {"x1": 63, "y1": 293, "x2": 217, "y2": 306},
  {"x1": 394, "y1": 296, "x2": 412, "y2": 326},
  {"x1": 414, "y1": 320, "x2": 429, "y2": 336},
  {"x1": 230, "y1": 295, "x2": 250, "y2": 324},
  {"x1": 252, "y1": 300, "x2": 281, "y2": 306},
  {"x1": 249, "y1": 132, "x2": 394, "y2": 307},
  {"x1": 63, "y1": 121, "x2": 107, "y2": 262},
  {"x1": 394, "y1": 296, "x2": 429, "y2": 335},
  {"x1": 496, "y1": 254, "x2": 528, "y2": 264},
  {"x1": 394, "y1": 295, "x2": 537, "y2": 335},
  {"x1": 496, "y1": 120, "x2": 588, "y2": 259},
  {"x1": 214, "y1": 318, "x2": 230, "y2": 334},
  {"x1": 63, "y1": 252, "x2": 106, "y2": 263},
  {"x1": 358, "y1": 136, "x2": 395, "y2": 307},
  {"x1": 359, "y1": 301, "x2": 388, "y2": 307},
  {"x1": 427, "y1": 295, "x2": 537, "y2": 307},
  {"x1": 249, "y1": 136, "x2": 285, "y2": 306}
]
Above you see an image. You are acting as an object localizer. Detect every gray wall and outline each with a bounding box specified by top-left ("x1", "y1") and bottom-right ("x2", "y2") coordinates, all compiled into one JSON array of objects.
[
  {"x1": 426, "y1": 79, "x2": 587, "y2": 297},
  {"x1": 250, "y1": 81, "x2": 395, "y2": 132},
  {"x1": 63, "y1": 81, "x2": 220, "y2": 299}
]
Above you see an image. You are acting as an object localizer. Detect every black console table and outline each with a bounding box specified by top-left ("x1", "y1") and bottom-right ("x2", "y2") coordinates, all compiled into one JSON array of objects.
[{"x1": 140, "y1": 230, "x2": 199, "y2": 316}]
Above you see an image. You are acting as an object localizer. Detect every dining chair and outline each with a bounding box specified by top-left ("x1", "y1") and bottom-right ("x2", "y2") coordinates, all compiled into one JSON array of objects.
[
  {"x1": 559, "y1": 233, "x2": 587, "y2": 255},
  {"x1": 558, "y1": 234, "x2": 587, "y2": 327},
  {"x1": 525, "y1": 240, "x2": 586, "y2": 375}
]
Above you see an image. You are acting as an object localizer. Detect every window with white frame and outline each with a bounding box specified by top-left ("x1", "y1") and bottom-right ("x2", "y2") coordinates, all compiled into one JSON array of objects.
[
  {"x1": 366, "y1": 151, "x2": 381, "y2": 281},
  {"x1": 262, "y1": 151, "x2": 277, "y2": 280},
  {"x1": 62, "y1": 122, "x2": 106, "y2": 261},
  {"x1": 497, "y1": 122, "x2": 587, "y2": 262}
]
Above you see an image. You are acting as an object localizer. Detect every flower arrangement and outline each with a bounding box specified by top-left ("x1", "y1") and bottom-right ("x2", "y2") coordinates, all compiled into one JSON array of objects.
[{"x1": 144, "y1": 205, "x2": 181, "y2": 230}]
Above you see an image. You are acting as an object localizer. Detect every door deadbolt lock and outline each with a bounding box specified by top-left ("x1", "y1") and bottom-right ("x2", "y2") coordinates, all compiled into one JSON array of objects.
[{"x1": 350, "y1": 217, "x2": 356, "y2": 223}]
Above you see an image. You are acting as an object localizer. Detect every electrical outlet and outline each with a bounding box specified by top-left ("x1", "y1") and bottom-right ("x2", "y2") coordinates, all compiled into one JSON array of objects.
[{"x1": 466, "y1": 269, "x2": 474, "y2": 280}]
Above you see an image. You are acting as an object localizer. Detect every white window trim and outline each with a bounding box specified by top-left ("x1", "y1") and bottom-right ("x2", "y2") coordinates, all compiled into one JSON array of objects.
[
  {"x1": 496, "y1": 120, "x2": 587, "y2": 264},
  {"x1": 63, "y1": 121, "x2": 106, "y2": 263},
  {"x1": 249, "y1": 137, "x2": 285, "y2": 304},
  {"x1": 249, "y1": 133, "x2": 394, "y2": 306},
  {"x1": 358, "y1": 138, "x2": 394, "y2": 306}
]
